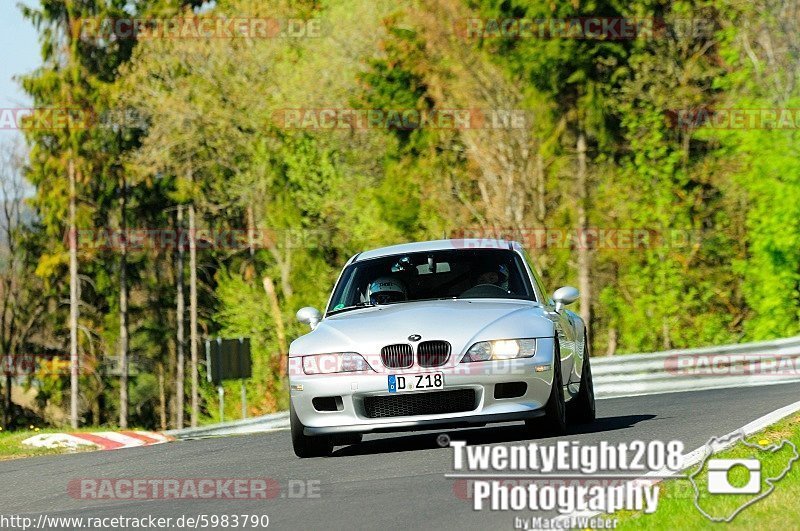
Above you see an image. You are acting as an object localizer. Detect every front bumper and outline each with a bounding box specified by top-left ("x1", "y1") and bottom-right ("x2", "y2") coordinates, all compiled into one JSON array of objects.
[{"x1": 290, "y1": 340, "x2": 556, "y2": 436}]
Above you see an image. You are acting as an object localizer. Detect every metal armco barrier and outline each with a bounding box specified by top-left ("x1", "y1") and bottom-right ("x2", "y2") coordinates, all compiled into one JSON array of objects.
[
  {"x1": 593, "y1": 335, "x2": 800, "y2": 398},
  {"x1": 166, "y1": 410, "x2": 289, "y2": 439}
]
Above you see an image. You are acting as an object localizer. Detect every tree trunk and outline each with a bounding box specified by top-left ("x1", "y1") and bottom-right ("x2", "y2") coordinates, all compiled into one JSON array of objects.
[
  {"x1": 662, "y1": 318, "x2": 672, "y2": 351},
  {"x1": 189, "y1": 202, "x2": 199, "y2": 427},
  {"x1": 606, "y1": 327, "x2": 618, "y2": 356},
  {"x1": 91, "y1": 394, "x2": 100, "y2": 426},
  {"x1": 536, "y1": 152, "x2": 546, "y2": 225},
  {"x1": 576, "y1": 131, "x2": 592, "y2": 332},
  {"x1": 2, "y1": 371, "x2": 10, "y2": 429},
  {"x1": 158, "y1": 362, "x2": 167, "y2": 430},
  {"x1": 247, "y1": 205, "x2": 256, "y2": 259},
  {"x1": 118, "y1": 175, "x2": 128, "y2": 428},
  {"x1": 167, "y1": 339, "x2": 176, "y2": 429},
  {"x1": 175, "y1": 205, "x2": 185, "y2": 429},
  {"x1": 262, "y1": 277, "x2": 288, "y2": 377},
  {"x1": 69, "y1": 158, "x2": 79, "y2": 429}
]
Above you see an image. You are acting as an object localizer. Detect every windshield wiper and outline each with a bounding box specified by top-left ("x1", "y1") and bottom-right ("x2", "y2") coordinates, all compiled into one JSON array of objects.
[
  {"x1": 328, "y1": 297, "x2": 457, "y2": 315},
  {"x1": 327, "y1": 301, "x2": 375, "y2": 315},
  {"x1": 373, "y1": 297, "x2": 457, "y2": 306}
]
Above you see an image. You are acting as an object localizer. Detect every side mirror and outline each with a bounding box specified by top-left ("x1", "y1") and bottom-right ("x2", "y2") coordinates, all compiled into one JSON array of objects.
[
  {"x1": 552, "y1": 286, "x2": 579, "y2": 313},
  {"x1": 296, "y1": 306, "x2": 322, "y2": 330}
]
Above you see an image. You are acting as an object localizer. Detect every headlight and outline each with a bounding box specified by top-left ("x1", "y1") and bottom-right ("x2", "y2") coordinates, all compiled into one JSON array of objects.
[
  {"x1": 302, "y1": 352, "x2": 373, "y2": 374},
  {"x1": 461, "y1": 339, "x2": 536, "y2": 362}
]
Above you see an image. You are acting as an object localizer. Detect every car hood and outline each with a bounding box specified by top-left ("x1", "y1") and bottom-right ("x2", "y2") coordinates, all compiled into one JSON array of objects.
[{"x1": 289, "y1": 299, "x2": 554, "y2": 358}]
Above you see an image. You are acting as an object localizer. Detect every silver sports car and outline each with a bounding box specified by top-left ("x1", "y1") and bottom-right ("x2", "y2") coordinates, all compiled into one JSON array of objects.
[{"x1": 288, "y1": 239, "x2": 595, "y2": 457}]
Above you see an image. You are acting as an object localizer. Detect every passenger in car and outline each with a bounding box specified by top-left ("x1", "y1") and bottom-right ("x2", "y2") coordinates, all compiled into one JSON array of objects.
[{"x1": 475, "y1": 264, "x2": 509, "y2": 290}]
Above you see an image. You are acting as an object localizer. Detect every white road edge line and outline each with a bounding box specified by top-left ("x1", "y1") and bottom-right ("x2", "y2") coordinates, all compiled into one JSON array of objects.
[
  {"x1": 551, "y1": 398, "x2": 800, "y2": 526},
  {"x1": 595, "y1": 378, "x2": 800, "y2": 400}
]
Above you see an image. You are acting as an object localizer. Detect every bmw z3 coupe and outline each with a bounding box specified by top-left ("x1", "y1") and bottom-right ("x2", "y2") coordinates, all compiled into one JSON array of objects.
[{"x1": 288, "y1": 239, "x2": 595, "y2": 457}]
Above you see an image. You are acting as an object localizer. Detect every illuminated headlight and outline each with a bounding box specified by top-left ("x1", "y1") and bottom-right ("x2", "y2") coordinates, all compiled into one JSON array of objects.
[
  {"x1": 461, "y1": 339, "x2": 536, "y2": 362},
  {"x1": 302, "y1": 353, "x2": 373, "y2": 374}
]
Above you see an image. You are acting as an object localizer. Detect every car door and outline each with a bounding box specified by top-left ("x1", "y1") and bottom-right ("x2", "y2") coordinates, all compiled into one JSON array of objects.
[{"x1": 520, "y1": 250, "x2": 577, "y2": 389}]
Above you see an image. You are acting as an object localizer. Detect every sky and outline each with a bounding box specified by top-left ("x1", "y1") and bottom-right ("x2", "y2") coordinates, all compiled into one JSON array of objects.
[
  {"x1": 0, "y1": 1, "x2": 38, "y2": 198},
  {"x1": 0, "y1": 1, "x2": 40, "y2": 142}
]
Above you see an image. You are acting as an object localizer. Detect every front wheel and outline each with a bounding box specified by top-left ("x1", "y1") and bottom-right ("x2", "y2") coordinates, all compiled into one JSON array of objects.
[
  {"x1": 567, "y1": 333, "x2": 596, "y2": 423},
  {"x1": 290, "y1": 403, "x2": 333, "y2": 458},
  {"x1": 527, "y1": 343, "x2": 566, "y2": 435}
]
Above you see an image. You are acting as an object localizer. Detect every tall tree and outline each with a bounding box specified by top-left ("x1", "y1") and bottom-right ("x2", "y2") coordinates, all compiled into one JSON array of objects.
[
  {"x1": 21, "y1": 0, "x2": 150, "y2": 427},
  {"x1": 21, "y1": 0, "x2": 92, "y2": 428},
  {"x1": 188, "y1": 194, "x2": 199, "y2": 427},
  {"x1": 175, "y1": 205, "x2": 185, "y2": 428},
  {"x1": 118, "y1": 173, "x2": 128, "y2": 427},
  {"x1": 0, "y1": 139, "x2": 45, "y2": 429},
  {"x1": 472, "y1": 0, "x2": 640, "y2": 335}
]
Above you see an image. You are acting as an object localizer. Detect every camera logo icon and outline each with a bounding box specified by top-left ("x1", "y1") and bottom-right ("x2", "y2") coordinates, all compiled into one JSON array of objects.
[
  {"x1": 707, "y1": 459, "x2": 761, "y2": 495},
  {"x1": 690, "y1": 431, "x2": 799, "y2": 522}
]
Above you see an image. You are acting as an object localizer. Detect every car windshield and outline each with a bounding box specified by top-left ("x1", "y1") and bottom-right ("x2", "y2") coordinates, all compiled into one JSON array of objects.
[{"x1": 327, "y1": 248, "x2": 535, "y2": 314}]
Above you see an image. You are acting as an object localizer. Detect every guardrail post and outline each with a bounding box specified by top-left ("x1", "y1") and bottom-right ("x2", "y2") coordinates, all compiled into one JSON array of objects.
[
  {"x1": 218, "y1": 385, "x2": 224, "y2": 422},
  {"x1": 241, "y1": 379, "x2": 247, "y2": 419}
]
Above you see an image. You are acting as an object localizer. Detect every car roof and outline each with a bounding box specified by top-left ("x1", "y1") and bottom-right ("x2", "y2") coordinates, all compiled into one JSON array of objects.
[{"x1": 352, "y1": 239, "x2": 524, "y2": 263}]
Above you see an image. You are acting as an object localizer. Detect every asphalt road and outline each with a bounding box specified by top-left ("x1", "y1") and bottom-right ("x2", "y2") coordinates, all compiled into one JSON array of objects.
[{"x1": 1, "y1": 382, "x2": 799, "y2": 530}]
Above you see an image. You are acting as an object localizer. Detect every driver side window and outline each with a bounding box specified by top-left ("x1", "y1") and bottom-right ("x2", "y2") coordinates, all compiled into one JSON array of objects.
[{"x1": 521, "y1": 249, "x2": 550, "y2": 304}]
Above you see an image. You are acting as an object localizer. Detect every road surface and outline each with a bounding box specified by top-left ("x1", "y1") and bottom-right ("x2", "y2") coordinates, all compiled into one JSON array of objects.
[{"x1": 1, "y1": 382, "x2": 798, "y2": 530}]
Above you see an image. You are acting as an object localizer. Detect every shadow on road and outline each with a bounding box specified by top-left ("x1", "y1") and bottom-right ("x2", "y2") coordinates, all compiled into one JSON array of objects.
[{"x1": 330, "y1": 414, "x2": 656, "y2": 457}]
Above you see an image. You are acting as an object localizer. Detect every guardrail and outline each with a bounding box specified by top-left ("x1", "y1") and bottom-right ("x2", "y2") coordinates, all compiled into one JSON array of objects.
[
  {"x1": 169, "y1": 336, "x2": 800, "y2": 438},
  {"x1": 593, "y1": 335, "x2": 800, "y2": 398},
  {"x1": 166, "y1": 410, "x2": 289, "y2": 439}
]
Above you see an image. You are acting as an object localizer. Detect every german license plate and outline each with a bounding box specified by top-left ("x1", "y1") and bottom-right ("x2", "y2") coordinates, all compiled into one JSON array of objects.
[{"x1": 388, "y1": 372, "x2": 444, "y2": 393}]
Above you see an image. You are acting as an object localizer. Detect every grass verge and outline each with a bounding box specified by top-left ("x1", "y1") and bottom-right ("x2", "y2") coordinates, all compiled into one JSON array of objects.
[
  {"x1": 613, "y1": 411, "x2": 800, "y2": 529},
  {"x1": 0, "y1": 427, "x2": 99, "y2": 461}
]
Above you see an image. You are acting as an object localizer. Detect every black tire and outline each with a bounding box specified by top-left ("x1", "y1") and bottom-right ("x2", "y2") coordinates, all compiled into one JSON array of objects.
[
  {"x1": 290, "y1": 403, "x2": 333, "y2": 458},
  {"x1": 526, "y1": 343, "x2": 567, "y2": 435},
  {"x1": 567, "y1": 333, "x2": 596, "y2": 423}
]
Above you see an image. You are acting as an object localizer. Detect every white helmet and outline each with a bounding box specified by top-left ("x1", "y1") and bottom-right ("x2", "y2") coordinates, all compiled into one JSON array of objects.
[{"x1": 367, "y1": 277, "x2": 407, "y2": 305}]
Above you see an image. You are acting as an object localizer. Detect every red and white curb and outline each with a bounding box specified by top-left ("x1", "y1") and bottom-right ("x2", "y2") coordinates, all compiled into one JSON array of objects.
[{"x1": 22, "y1": 431, "x2": 173, "y2": 451}]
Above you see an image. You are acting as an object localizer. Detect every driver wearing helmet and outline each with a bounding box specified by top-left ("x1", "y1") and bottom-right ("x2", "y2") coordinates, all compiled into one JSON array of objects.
[
  {"x1": 367, "y1": 276, "x2": 407, "y2": 305},
  {"x1": 476, "y1": 264, "x2": 510, "y2": 291}
]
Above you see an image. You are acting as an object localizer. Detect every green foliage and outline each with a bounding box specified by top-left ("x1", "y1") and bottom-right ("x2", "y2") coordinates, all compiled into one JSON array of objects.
[
  {"x1": 12, "y1": 0, "x2": 800, "y2": 429},
  {"x1": 710, "y1": 116, "x2": 800, "y2": 339}
]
